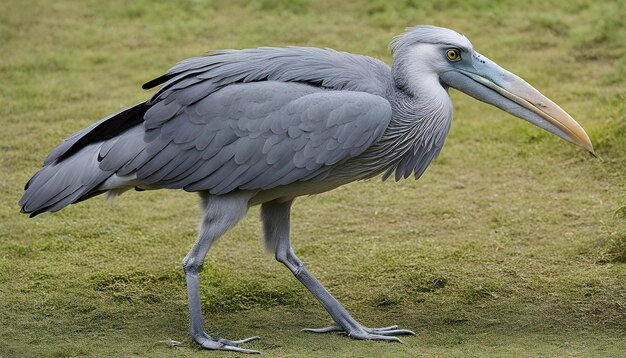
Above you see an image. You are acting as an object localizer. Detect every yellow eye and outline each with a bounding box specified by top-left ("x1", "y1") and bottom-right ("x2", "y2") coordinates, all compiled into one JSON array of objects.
[{"x1": 446, "y1": 49, "x2": 461, "y2": 62}]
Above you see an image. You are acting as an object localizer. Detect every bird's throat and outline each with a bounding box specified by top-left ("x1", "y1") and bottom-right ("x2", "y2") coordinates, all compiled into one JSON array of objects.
[{"x1": 376, "y1": 86, "x2": 453, "y2": 181}]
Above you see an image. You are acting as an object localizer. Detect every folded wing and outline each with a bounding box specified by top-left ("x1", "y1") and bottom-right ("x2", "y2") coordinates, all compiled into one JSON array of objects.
[{"x1": 102, "y1": 81, "x2": 392, "y2": 194}]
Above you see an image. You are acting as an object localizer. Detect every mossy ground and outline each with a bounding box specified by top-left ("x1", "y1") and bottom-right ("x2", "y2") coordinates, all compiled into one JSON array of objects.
[{"x1": 1, "y1": 0, "x2": 624, "y2": 356}]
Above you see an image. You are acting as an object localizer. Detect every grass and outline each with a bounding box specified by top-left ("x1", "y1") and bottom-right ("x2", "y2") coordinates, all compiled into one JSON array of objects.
[{"x1": 1, "y1": 0, "x2": 624, "y2": 356}]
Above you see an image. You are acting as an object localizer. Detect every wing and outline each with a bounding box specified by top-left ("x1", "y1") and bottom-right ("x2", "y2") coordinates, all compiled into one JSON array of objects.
[
  {"x1": 100, "y1": 81, "x2": 392, "y2": 194},
  {"x1": 44, "y1": 47, "x2": 391, "y2": 171},
  {"x1": 44, "y1": 47, "x2": 392, "y2": 171}
]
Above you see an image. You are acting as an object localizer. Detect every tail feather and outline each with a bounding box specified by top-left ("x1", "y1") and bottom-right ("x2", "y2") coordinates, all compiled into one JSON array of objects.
[
  {"x1": 19, "y1": 142, "x2": 115, "y2": 217},
  {"x1": 27, "y1": 187, "x2": 83, "y2": 217},
  {"x1": 20, "y1": 102, "x2": 149, "y2": 217}
]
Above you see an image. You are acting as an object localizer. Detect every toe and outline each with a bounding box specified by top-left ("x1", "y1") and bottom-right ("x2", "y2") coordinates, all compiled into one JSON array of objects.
[
  {"x1": 369, "y1": 328, "x2": 416, "y2": 336},
  {"x1": 349, "y1": 331, "x2": 403, "y2": 343},
  {"x1": 371, "y1": 325, "x2": 398, "y2": 331},
  {"x1": 302, "y1": 325, "x2": 343, "y2": 333},
  {"x1": 222, "y1": 345, "x2": 262, "y2": 354},
  {"x1": 373, "y1": 335, "x2": 403, "y2": 343},
  {"x1": 301, "y1": 323, "x2": 415, "y2": 342},
  {"x1": 220, "y1": 336, "x2": 261, "y2": 345},
  {"x1": 193, "y1": 332, "x2": 261, "y2": 353}
]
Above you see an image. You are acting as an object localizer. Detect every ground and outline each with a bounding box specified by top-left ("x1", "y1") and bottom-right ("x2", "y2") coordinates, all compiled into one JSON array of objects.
[{"x1": 0, "y1": 0, "x2": 624, "y2": 357}]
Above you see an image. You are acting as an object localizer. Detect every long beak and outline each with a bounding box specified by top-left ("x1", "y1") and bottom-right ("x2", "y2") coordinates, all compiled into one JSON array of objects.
[{"x1": 440, "y1": 53, "x2": 595, "y2": 155}]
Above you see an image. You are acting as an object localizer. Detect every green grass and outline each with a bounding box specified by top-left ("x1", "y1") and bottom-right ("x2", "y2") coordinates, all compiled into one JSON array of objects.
[{"x1": 1, "y1": 0, "x2": 624, "y2": 356}]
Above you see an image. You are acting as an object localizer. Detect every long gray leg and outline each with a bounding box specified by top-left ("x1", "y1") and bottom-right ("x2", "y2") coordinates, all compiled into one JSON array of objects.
[
  {"x1": 261, "y1": 199, "x2": 415, "y2": 342},
  {"x1": 182, "y1": 191, "x2": 260, "y2": 354}
]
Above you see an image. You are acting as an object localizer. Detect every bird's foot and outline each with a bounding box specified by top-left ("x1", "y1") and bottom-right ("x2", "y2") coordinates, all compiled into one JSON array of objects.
[
  {"x1": 303, "y1": 324, "x2": 416, "y2": 342},
  {"x1": 192, "y1": 331, "x2": 261, "y2": 354}
]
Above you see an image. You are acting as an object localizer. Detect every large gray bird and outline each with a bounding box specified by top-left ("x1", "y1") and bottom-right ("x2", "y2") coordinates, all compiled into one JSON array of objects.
[{"x1": 20, "y1": 26, "x2": 594, "y2": 353}]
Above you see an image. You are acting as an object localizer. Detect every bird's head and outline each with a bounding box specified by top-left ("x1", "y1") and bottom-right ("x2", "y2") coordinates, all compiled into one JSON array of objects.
[{"x1": 391, "y1": 25, "x2": 595, "y2": 155}]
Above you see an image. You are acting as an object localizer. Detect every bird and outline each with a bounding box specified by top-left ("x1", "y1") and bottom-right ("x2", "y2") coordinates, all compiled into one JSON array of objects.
[{"x1": 19, "y1": 25, "x2": 594, "y2": 354}]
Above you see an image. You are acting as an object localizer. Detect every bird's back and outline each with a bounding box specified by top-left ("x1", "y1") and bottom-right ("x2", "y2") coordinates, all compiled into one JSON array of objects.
[{"x1": 144, "y1": 47, "x2": 392, "y2": 100}]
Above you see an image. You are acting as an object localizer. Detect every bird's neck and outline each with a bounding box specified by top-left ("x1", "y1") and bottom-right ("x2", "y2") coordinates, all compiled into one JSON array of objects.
[
  {"x1": 328, "y1": 73, "x2": 453, "y2": 183},
  {"x1": 358, "y1": 72, "x2": 453, "y2": 181}
]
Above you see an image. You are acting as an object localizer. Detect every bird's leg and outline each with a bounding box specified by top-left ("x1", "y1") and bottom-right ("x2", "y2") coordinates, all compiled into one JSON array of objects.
[
  {"x1": 182, "y1": 191, "x2": 260, "y2": 354},
  {"x1": 261, "y1": 200, "x2": 415, "y2": 342}
]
